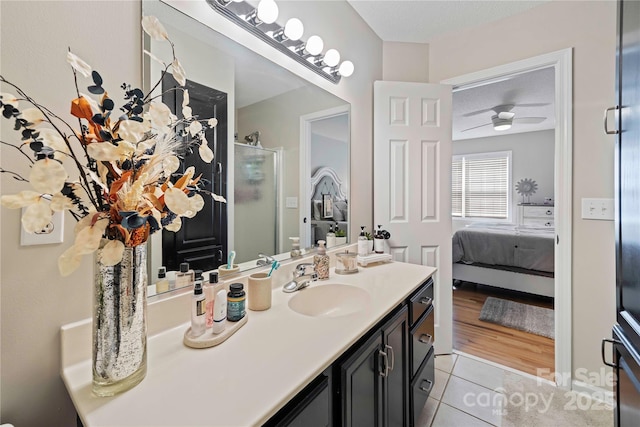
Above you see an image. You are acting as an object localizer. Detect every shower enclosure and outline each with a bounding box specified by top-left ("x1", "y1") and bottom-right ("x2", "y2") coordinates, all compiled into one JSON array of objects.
[{"x1": 233, "y1": 143, "x2": 280, "y2": 263}]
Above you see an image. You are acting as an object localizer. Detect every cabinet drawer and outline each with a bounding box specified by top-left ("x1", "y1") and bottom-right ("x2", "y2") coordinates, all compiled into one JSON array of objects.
[
  {"x1": 411, "y1": 305, "x2": 434, "y2": 377},
  {"x1": 523, "y1": 218, "x2": 554, "y2": 227},
  {"x1": 409, "y1": 279, "x2": 433, "y2": 326},
  {"x1": 523, "y1": 206, "x2": 554, "y2": 218},
  {"x1": 411, "y1": 348, "x2": 435, "y2": 427}
]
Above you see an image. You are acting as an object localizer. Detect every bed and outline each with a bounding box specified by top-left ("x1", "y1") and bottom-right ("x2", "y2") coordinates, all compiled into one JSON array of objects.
[
  {"x1": 452, "y1": 224, "x2": 555, "y2": 297},
  {"x1": 309, "y1": 166, "x2": 348, "y2": 244}
]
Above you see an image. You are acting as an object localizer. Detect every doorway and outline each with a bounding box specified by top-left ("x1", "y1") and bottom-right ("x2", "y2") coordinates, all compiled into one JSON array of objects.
[{"x1": 442, "y1": 49, "x2": 573, "y2": 385}]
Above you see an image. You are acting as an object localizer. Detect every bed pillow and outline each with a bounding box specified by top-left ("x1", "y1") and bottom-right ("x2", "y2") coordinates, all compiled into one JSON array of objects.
[
  {"x1": 312, "y1": 200, "x2": 322, "y2": 220},
  {"x1": 334, "y1": 200, "x2": 348, "y2": 221}
]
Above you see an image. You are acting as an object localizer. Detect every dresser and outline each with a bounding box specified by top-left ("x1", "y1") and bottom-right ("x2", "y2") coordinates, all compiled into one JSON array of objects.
[{"x1": 518, "y1": 204, "x2": 554, "y2": 227}]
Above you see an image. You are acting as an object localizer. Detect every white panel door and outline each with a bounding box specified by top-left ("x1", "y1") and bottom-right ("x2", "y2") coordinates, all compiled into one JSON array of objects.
[{"x1": 374, "y1": 81, "x2": 453, "y2": 355}]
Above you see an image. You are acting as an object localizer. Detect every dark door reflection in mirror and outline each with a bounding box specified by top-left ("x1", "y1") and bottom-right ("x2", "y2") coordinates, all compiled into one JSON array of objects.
[
  {"x1": 161, "y1": 75, "x2": 228, "y2": 272},
  {"x1": 144, "y1": 0, "x2": 350, "y2": 295}
]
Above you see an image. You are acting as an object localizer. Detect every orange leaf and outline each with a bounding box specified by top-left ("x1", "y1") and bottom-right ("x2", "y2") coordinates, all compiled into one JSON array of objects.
[{"x1": 70, "y1": 97, "x2": 94, "y2": 121}]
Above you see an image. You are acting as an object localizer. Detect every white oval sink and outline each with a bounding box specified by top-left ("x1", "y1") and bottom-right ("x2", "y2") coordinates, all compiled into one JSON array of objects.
[{"x1": 288, "y1": 284, "x2": 371, "y2": 318}]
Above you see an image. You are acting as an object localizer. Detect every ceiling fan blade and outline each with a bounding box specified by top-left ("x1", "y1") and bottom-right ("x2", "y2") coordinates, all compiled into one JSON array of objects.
[
  {"x1": 462, "y1": 107, "x2": 496, "y2": 118},
  {"x1": 514, "y1": 103, "x2": 550, "y2": 108},
  {"x1": 498, "y1": 111, "x2": 516, "y2": 120},
  {"x1": 514, "y1": 117, "x2": 546, "y2": 124},
  {"x1": 460, "y1": 123, "x2": 493, "y2": 132}
]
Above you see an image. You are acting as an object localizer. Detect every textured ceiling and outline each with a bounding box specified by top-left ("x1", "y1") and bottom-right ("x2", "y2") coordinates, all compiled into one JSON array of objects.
[
  {"x1": 452, "y1": 67, "x2": 555, "y2": 141},
  {"x1": 347, "y1": 0, "x2": 549, "y2": 43}
]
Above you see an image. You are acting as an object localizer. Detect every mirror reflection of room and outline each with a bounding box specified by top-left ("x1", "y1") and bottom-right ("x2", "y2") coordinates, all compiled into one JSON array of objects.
[{"x1": 144, "y1": 0, "x2": 350, "y2": 294}]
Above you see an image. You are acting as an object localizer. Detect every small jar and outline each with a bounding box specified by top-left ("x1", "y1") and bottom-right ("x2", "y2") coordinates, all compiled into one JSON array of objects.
[{"x1": 227, "y1": 283, "x2": 246, "y2": 322}]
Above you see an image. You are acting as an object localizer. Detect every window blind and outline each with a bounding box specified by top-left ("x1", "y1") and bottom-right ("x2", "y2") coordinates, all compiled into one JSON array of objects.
[{"x1": 452, "y1": 152, "x2": 510, "y2": 219}]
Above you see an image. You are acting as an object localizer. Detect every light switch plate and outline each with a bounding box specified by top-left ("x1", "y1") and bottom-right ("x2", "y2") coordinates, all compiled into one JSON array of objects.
[
  {"x1": 581, "y1": 198, "x2": 614, "y2": 221},
  {"x1": 286, "y1": 197, "x2": 298, "y2": 209},
  {"x1": 20, "y1": 208, "x2": 64, "y2": 245}
]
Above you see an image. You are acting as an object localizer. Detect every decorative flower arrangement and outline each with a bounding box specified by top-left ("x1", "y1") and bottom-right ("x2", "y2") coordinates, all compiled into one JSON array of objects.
[{"x1": 0, "y1": 16, "x2": 225, "y2": 276}]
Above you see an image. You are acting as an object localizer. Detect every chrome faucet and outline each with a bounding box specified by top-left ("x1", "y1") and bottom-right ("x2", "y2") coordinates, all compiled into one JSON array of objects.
[
  {"x1": 283, "y1": 263, "x2": 318, "y2": 293},
  {"x1": 256, "y1": 253, "x2": 276, "y2": 266}
]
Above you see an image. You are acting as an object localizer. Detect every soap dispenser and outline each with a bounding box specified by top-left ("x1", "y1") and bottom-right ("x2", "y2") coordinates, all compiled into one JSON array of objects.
[
  {"x1": 314, "y1": 240, "x2": 330, "y2": 280},
  {"x1": 374, "y1": 225, "x2": 385, "y2": 254},
  {"x1": 290, "y1": 237, "x2": 302, "y2": 258},
  {"x1": 358, "y1": 226, "x2": 369, "y2": 257}
]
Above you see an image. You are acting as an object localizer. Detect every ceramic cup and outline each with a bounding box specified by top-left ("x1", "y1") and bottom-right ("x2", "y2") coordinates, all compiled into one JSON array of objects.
[
  {"x1": 218, "y1": 264, "x2": 240, "y2": 277},
  {"x1": 248, "y1": 272, "x2": 272, "y2": 311}
]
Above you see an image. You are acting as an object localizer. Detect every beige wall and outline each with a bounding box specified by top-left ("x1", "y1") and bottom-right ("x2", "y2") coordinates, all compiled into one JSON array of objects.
[
  {"x1": 382, "y1": 41, "x2": 430, "y2": 82},
  {"x1": 0, "y1": 1, "x2": 381, "y2": 425},
  {"x1": 429, "y1": 0, "x2": 617, "y2": 384}
]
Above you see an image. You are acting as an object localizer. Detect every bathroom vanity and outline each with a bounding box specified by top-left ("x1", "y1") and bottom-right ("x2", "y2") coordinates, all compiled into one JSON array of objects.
[{"x1": 61, "y1": 259, "x2": 436, "y2": 426}]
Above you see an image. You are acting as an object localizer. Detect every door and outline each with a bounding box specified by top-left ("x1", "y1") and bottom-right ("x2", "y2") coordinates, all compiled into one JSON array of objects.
[
  {"x1": 162, "y1": 76, "x2": 228, "y2": 272},
  {"x1": 374, "y1": 81, "x2": 453, "y2": 354},
  {"x1": 381, "y1": 306, "x2": 409, "y2": 427},
  {"x1": 339, "y1": 332, "x2": 383, "y2": 427}
]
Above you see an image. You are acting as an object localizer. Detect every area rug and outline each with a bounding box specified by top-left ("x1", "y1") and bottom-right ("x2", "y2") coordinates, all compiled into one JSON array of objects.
[{"x1": 479, "y1": 297, "x2": 554, "y2": 339}]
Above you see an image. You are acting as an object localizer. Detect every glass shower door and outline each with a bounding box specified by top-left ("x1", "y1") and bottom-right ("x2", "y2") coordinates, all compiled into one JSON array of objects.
[{"x1": 234, "y1": 143, "x2": 278, "y2": 264}]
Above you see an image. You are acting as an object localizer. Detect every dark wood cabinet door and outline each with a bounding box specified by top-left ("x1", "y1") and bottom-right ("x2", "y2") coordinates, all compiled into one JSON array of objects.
[
  {"x1": 381, "y1": 306, "x2": 409, "y2": 427},
  {"x1": 339, "y1": 331, "x2": 383, "y2": 427},
  {"x1": 161, "y1": 75, "x2": 228, "y2": 272}
]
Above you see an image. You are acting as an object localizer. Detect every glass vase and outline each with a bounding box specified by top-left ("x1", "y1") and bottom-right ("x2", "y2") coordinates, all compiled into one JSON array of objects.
[{"x1": 92, "y1": 243, "x2": 148, "y2": 396}]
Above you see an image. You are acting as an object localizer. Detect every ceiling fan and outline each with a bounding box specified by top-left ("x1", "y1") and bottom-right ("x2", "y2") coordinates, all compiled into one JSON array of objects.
[{"x1": 460, "y1": 103, "x2": 548, "y2": 132}]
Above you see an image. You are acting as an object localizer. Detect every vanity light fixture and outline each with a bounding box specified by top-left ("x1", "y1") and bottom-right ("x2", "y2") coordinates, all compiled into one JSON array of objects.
[{"x1": 208, "y1": 0, "x2": 354, "y2": 84}]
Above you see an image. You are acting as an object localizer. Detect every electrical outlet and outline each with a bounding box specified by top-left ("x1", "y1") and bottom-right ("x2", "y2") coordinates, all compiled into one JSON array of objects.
[
  {"x1": 20, "y1": 209, "x2": 64, "y2": 245},
  {"x1": 581, "y1": 198, "x2": 614, "y2": 221}
]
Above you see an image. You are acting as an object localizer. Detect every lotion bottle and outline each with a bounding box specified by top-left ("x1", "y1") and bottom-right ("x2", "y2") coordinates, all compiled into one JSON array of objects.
[
  {"x1": 290, "y1": 237, "x2": 302, "y2": 258},
  {"x1": 205, "y1": 272, "x2": 217, "y2": 329},
  {"x1": 374, "y1": 225, "x2": 385, "y2": 254},
  {"x1": 175, "y1": 262, "x2": 194, "y2": 289},
  {"x1": 155, "y1": 266, "x2": 169, "y2": 293},
  {"x1": 191, "y1": 281, "x2": 206, "y2": 337},
  {"x1": 211, "y1": 289, "x2": 227, "y2": 334},
  {"x1": 326, "y1": 225, "x2": 336, "y2": 248},
  {"x1": 357, "y1": 226, "x2": 369, "y2": 257},
  {"x1": 314, "y1": 240, "x2": 330, "y2": 280}
]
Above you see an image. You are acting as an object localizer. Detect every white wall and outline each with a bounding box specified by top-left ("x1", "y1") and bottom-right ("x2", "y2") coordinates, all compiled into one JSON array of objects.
[
  {"x1": 0, "y1": 1, "x2": 382, "y2": 425},
  {"x1": 429, "y1": 0, "x2": 617, "y2": 388},
  {"x1": 452, "y1": 129, "x2": 555, "y2": 231},
  {"x1": 382, "y1": 41, "x2": 429, "y2": 82}
]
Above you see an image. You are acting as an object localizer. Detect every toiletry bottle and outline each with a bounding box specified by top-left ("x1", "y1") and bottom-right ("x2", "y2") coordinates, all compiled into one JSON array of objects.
[
  {"x1": 227, "y1": 283, "x2": 246, "y2": 322},
  {"x1": 358, "y1": 226, "x2": 369, "y2": 257},
  {"x1": 191, "y1": 281, "x2": 206, "y2": 337},
  {"x1": 290, "y1": 237, "x2": 302, "y2": 258},
  {"x1": 155, "y1": 266, "x2": 169, "y2": 293},
  {"x1": 211, "y1": 289, "x2": 227, "y2": 334},
  {"x1": 374, "y1": 225, "x2": 385, "y2": 254},
  {"x1": 175, "y1": 262, "x2": 194, "y2": 289},
  {"x1": 326, "y1": 224, "x2": 336, "y2": 248},
  {"x1": 205, "y1": 272, "x2": 218, "y2": 329},
  {"x1": 314, "y1": 240, "x2": 330, "y2": 280}
]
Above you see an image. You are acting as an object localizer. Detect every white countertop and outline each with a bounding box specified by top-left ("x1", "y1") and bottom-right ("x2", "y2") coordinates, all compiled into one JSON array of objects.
[{"x1": 62, "y1": 260, "x2": 435, "y2": 427}]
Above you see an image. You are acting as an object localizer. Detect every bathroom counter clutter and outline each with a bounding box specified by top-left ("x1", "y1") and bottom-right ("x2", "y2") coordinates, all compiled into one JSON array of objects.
[{"x1": 61, "y1": 260, "x2": 436, "y2": 426}]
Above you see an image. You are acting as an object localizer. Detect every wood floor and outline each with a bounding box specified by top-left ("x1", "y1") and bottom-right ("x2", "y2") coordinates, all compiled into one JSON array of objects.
[{"x1": 452, "y1": 282, "x2": 555, "y2": 380}]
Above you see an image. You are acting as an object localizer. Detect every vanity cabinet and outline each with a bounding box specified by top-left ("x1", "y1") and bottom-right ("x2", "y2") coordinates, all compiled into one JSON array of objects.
[{"x1": 518, "y1": 204, "x2": 554, "y2": 227}]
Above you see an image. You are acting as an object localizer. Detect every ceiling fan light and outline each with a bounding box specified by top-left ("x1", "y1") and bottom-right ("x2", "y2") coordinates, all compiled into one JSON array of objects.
[{"x1": 494, "y1": 123, "x2": 511, "y2": 131}]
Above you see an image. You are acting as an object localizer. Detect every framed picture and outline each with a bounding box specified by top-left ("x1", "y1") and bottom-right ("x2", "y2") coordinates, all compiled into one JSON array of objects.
[{"x1": 322, "y1": 194, "x2": 333, "y2": 219}]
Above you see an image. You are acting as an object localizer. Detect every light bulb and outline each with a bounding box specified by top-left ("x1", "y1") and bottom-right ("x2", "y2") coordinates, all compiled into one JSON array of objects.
[
  {"x1": 257, "y1": 0, "x2": 278, "y2": 24},
  {"x1": 338, "y1": 60, "x2": 354, "y2": 77},
  {"x1": 494, "y1": 124, "x2": 511, "y2": 131},
  {"x1": 323, "y1": 49, "x2": 340, "y2": 67},
  {"x1": 305, "y1": 35, "x2": 323, "y2": 56},
  {"x1": 284, "y1": 18, "x2": 304, "y2": 41}
]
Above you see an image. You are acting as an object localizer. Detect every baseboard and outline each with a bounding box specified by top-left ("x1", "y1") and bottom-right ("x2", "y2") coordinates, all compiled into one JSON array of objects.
[{"x1": 571, "y1": 380, "x2": 614, "y2": 407}]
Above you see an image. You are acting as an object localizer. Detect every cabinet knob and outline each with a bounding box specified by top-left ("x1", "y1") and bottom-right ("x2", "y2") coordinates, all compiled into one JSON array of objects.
[
  {"x1": 604, "y1": 106, "x2": 620, "y2": 135},
  {"x1": 419, "y1": 334, "x2": 433, "y2": 347},
  {"x1": 419, "y1": 379, "x2": 434, "y2": 393},
  {"x1": 546, "y1": 210, "x2": 552, "y2": 215},
  {"x1": 419, "y1": 297, "x2": 433, "y2": 307}
]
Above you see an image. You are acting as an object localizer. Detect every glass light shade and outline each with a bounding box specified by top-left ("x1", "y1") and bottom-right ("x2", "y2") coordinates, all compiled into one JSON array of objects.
[
  {"x1": 284, "y1": 18, "x2": 304, "y2": 41},
  {"x1": 338, "y1": 60, "x2": 354, "y2": 77},
  {"x1": 494, "y1": 124, "x2": 511, "y2": 131},
  {"x1": 257, "y1": 0, "x2": 278, "y2": 24},
  {"x1": 323, "y1": 49, "x2": 340, "y2": 67},
  {"x1": 305, "y1": 35, "x2": 324, "y2": 56}
]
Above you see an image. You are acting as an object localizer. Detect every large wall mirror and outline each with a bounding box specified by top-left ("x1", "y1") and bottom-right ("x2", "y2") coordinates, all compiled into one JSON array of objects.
[{"x1": 144, "y1": 0, "x2": 350, "y2": 293}]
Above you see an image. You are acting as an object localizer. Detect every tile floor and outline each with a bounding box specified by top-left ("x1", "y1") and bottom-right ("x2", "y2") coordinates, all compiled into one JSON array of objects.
[{"x1": 416, "y1": 353, "x2": 614, "y2": 427}]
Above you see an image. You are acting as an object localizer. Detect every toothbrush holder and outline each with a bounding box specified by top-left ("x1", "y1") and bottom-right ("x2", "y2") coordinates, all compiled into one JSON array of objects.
[
  {"x1": 247, "y1": 272, "x2": 272, "y2": 311},
  {"x1": 218, "y1": 264, "x2": 240, "y2": 277}
]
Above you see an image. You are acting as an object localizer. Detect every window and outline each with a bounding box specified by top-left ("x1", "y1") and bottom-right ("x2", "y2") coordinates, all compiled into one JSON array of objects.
[{"x1": 452, "y1": 151, "x2": 511, "y2": 220}]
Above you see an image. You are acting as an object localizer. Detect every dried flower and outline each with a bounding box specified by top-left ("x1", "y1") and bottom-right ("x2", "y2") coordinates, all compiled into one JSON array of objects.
[{"x1": 0, "y1": 16, "x2": 225, "y2": 276}]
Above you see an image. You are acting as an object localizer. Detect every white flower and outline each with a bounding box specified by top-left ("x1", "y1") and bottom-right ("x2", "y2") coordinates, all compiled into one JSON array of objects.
[
  {"x1": 189, "y1": 120, "x2": 202, "y2": 137},
  {"x1": 118, "y1": 120, "x2": 146, "y2": 143},
  {"x1": 143, "y1": 49, "x2": 166, "y2": 66},
  {"x1": 208, "y1": 118, "x2": 218, "y2": 127},
  {"x1": 211, "y1": 193, "x2": 227, "y2": 203},
  {"x1": 86, "y1": 141, "x2": 134, "y2": 162},
  {"x1": 21, "y1": 108, "x2": 46, "y2": 126},
  {"x1": 100, "y1": 240, "x2": 125, "y2": 266},
  {"x1": 0, "y1": 190, "x2": 41, "y2": 209},
  {"x1": 199, "y1": 139, "x2": 214, "y2": 163},
  {"x1": 22, "y1": 198, "x2": 52, "y2": 233},
  {"x1": 182, "y1": 105, "x2": 192, "y2": 119},
  {"x1": 38, "y1": 129, "x2": 69, "y2": 161},
  {"x1": 182, "y1": 89, "x2": 190, "y2": 107},
  {"x1": 149, "y1": 102, "x2": 173, "y2": 129},
  {"x1": 66, "y1": 51, "x2": 92, "y2": 78},
  {"x1": 163, "y1": 155, "x2": 180, "y2": 175},
  {"x1": 29, "y1": 158, "x2": 66, "y2": 194},
  {"x1": 58, "y1": 245, "x2": 83, "y2": 277},
  {"x1": 164, "y1": 187, "x2": 191, "y2": 216},
  {"x1": 50, "y1": 193, "x2": 74, "y2": 211},
  {"x1": 171, "y1": 58, "x2": 186, "y2": 86},
  {"x1": 73, "y1": 218, "x2": 109, "y2": 255},
  {"x1": 165, "y1": 216, "x2": 182, "y2": 232},
  {"x1": 142, "y1": 16, "x2": 169, "y2": 41},
  {"x1": 0, "y1": 92, "x2": 19, "y2": 107}
]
